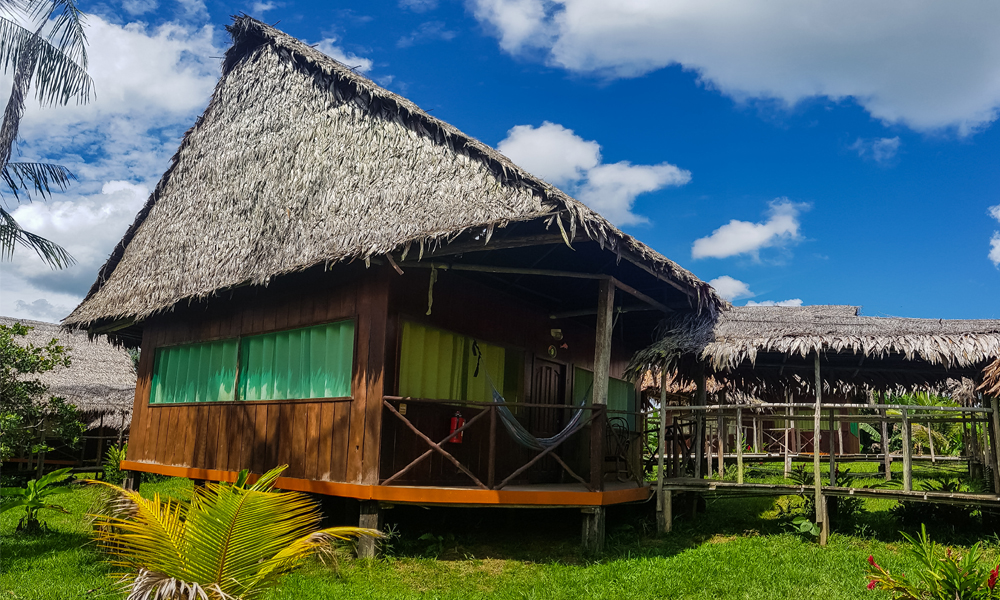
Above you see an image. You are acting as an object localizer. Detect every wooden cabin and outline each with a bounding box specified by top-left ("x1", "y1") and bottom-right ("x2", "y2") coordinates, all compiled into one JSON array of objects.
[{"x1": 64, "y1": 17, "x2": 722, "y2": 551}]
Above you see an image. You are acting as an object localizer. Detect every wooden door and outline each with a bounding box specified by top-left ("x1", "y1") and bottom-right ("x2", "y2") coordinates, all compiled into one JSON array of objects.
[{"x1": 530, "y1": 359, "x2": 566, "y2": 435}]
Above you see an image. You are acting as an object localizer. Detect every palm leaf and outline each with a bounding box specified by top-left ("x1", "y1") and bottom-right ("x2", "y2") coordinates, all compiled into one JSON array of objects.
[
  {"x1": 26, "y1": 0, "x2": 88, "y2": 68},
  {"x1": 0, "y1": 205, "x2": 74, "y2": 267},
  {"x1": 0, "y1": 14, "x2": 91, "y2": 105},
  {"x1": 3, "y1": 160, "x2": 75, "y2": 199}
]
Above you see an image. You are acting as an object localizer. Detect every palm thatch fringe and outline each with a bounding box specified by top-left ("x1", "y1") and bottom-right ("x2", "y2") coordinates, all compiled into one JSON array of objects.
[
  {"x1": 628, "y1": 305, "x2": 1000, "y2": 399},
  {"x1": 981, "y1": 358, "x2": 1000, "y2": 397},
  {"x1": 63, "y1": 16, "x2": 719, "y2": 331}
]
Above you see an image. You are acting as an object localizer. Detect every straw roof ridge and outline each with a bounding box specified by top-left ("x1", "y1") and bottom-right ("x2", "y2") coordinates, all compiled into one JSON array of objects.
[
  {"x1": 628, "y1": 305, "x2": 1000, "y2": 376},
  {"x1": 65, "y1": 16, "x2": 720, "y2": 330},
  {"x1": 0, "y1": 316, "x2": 135, "y2": 424}
]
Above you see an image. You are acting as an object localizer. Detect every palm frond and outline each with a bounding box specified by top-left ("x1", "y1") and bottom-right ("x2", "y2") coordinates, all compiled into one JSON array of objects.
[
  {"x1": 0, "y1": 15, "x2": 92, "y2": 105},
  {"x1": 27, "y1": 0, "x2": 88, "y2": 68},
  {"x1": 0, "y1": 205, "x2": 74, "y2": 267},
  {"x1": 3, "y1": 160, "x2": 75, "y2": 199}
]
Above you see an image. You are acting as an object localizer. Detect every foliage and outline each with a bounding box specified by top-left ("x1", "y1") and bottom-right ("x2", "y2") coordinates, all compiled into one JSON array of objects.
[
  {"x1": 0, "y1": 467, "x2": 72, "y2": 533},
  {"x1": 0, "y1": 322, "x2": 84, "y2": 462},
  {"x1": 1, "y1": 0, "x2": 93, "y2": 267},
  {"x1": 87, "y1": 465, "x2": 380, "y2": 600},
  {"x1": 102, "y1": 443, "x2": 128, "y2": 485},
  {"x1": 893, "y1": 477, "x2": 983, "y2": 528},
  {"x1": 866, "y1": 525, "x2": 1000, "y2": 599},
  {"x1": 787, "y1": 515, "x2": 820, "y2": 539}
]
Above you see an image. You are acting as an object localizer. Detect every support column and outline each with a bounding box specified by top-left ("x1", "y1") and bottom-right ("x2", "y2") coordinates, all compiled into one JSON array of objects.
[
  {"x1": 736, "y1": 407, "x2": 744, "y2": 484},
  {"x1": 784, "y1": 392, "x2": 792, "y2": 477},
  {"x1": 716, "y1": 402, "x2": 726, "y2": 479},
  {"x1": 901, "y1": 409, "x2": 912, "y2": 492},
  {"x1": 880, "y1": 392, "x2": 891, "y2": 481},
  {"x1": 656, "y1": 369, "x2": 670, "y2": 534},
  {"x1": 812, "y1": 352, "x2": 825, "y2": 545},
  {"x1": 988, "y1": 397, "x2": 1000, "y2": 494},
  {"x1": 123, "y1": 470, "x2": 142, "y2": 492},
  {"x1": 694, "y1": 367, "x2": 706, "y2": 480},
  {"x1": 582, "y1": 507, "x2": 605, "y2": 554},
  {"x1": 357, "y1": 500, "x2": 383, "y2": 558},
  {"x1": 590, "y1": 279, "x2": 614, "y2": 492}
]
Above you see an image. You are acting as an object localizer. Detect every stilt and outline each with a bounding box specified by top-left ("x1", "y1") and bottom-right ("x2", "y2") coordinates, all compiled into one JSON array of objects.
[
  {"x1": 357, "y1": 500, "x2": 383, "y2": 558},
  {"x1": 988, "y1": 397, "x2": 1000, "y2": 494},
  {"x1": 736, "y1": 407, "x2": 744, "y2": 484},
  {"x1": 813, "y1": 352, "x2": 825, "y2": 546},
  {"x1": 784, "y1": 393, "x2": 792, "y2": 477},
  {"x1": 123, "y1": 470, "x2": 142, "y2": 492},
  {"x1": 818, "y1": 493, "x2": 830, "y2": 546},
  {"x1": 901, "y1": 409, "x2": 912, "y2": 492},
  {"x1": 880, "y1": 392, "x2": 891, "y2": 482},
  {"x1": 582, "y1": 507, "x2": 605, "y2": 554},
  {"x1": 656, "y1": 369, "x2": 668, "y2": 534},
  {"x1": 694, "y1": 368, "x2": 706, "y2": 479}
]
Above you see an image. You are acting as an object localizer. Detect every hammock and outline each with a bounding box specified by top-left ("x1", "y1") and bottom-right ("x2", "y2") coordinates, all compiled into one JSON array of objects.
[{"x1": 483, "y1": 370, "x2": 589, "y2": 452}]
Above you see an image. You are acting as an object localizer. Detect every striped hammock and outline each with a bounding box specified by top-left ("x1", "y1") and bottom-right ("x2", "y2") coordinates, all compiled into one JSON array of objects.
[{"x1": 484, "y1": 371, "x2": 589, "y2": 452}]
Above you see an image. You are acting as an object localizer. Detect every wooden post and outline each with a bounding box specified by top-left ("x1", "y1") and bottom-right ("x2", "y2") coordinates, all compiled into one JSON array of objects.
[
  {"x1": 694, "y1": 368, "x2": 706, "y2": 479},
  {"x1": 989, "y1": 398, "x2": 1000, "y2": 494},
  {"x1": 706, "y1": 423, "x2": 714, "y2": 480},
  {"x1": 736, "y1": 407, "x2": 744, "y2": 484},
  {"x1": 927, "y1": 421, "x2": 936, "y2": 464},
  {"x1": 582, "y1": 507, "x2": 605, "y2": 554},
  {"x1": 488, "y1": 404, "x2": 497, "y2": 489},
  {"x1": 828, "y1": 409, "x2": 836, "y2": 486},
  {"x1": 35, "y1": 420, "x2": 46, "y2": 479},
  {"x1": 878, "y1": 392, "x2": 891, "y2": 481},
  {"x1": 901, "y1": 408, "x2": 912, "y2": 492},
  {"x1": 590, "y1": 279, "x2": 614, "y2": 493},
  {"x1": 813, "y1": 352, "x2": 825, "y2": 544},
  {"x1": 818, "y1": 492, "x2": 830, "y2": 546},
  {"x1": 357, "y1": 500, "x2": 383, "y2": 558},
  {"x1": 717, "y1": 405, "x2": 725, "y2": 479},
  {"x1": 753, "y1": 415, "x2": 761, "y2": 454},
  {"x1": 656, "y1": 369, "x2": 669, "y2": 533},
  {"x1": 123, "y1": 470, "x2": 142, "y2": 492},
  {"x1": 784, "y1": 392, "x2": 792, "y2": 477}
]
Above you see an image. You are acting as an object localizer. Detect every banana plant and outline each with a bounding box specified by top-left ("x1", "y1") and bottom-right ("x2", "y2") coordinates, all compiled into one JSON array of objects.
[
  {"x1": 0, "y1": 466, "x2": 73, "y2": 533},
  {"x1": 88, "y1": 465, "x2": 380, "y2": 600}
]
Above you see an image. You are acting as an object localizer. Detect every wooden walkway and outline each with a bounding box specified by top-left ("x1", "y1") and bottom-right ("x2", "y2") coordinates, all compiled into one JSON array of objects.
[{"x1": 660, "y1": 477, "x2": 1000, "y2": 506}]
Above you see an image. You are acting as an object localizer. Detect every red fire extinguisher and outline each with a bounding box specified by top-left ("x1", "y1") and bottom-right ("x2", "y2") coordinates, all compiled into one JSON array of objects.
[{"x1": 449, "y1": 411, "x2": 465, "y2": 443}]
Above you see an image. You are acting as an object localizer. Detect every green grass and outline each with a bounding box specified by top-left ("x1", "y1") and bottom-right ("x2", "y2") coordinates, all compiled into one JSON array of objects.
[{"x1": 2, "y1": 474, "x2": 997, "y2": 600}]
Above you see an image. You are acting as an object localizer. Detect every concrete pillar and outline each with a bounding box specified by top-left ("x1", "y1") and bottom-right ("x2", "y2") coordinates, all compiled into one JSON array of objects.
[
  {"x1": 582, "y1": 506, "x2": 605, "y2": 554},
  {"x1": 357, "y1": 500, "x2": 383, "y2": 558}
]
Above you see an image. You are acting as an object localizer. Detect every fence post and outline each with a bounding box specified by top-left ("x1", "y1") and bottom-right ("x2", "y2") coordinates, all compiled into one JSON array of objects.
[
  {"x1": 813, "y1": 352, "x2": 825, "y2": 545},
  {"x1": 901, "y1": 408, "x2": 912, "y2": 492},
  {"x1": 656, "y1": 369, "x2": 670, "y2": 534},
  {"x1": 736, "y1": 407, "x2": 744, "y2": 484},
  {"x1": 989, "y1": 398, "x2": 1000, "y2": 494}
]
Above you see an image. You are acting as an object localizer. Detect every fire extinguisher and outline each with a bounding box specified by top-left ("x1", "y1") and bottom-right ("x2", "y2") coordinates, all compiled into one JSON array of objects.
[{"x1": 449, "y1": 411, "x2": 465, "y2": 443}]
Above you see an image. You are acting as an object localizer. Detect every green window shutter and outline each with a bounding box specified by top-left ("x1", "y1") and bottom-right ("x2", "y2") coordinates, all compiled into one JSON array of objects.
[
  {"x1": 608, "y1": 377, "x2": 636, "y2": 430},
  {"x1": 239, "y1": 320, "x2": 355, "y2": 401},
  {"x1": 399, "y1": 321, "x2": 512, "y2": 402},
  {"x1": 149, "y1": 339, "x2": 238, "y2": 404}
]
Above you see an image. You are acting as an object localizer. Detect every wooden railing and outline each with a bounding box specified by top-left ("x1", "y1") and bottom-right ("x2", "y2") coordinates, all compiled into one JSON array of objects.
[{"x1": 380, "y1": 396, "x2": 643, "y2": 491}]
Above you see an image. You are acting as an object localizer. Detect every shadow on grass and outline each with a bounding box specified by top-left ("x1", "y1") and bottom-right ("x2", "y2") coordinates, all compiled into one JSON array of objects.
[{"x1": 0, "y1": 529, "x2": 96, "y2": 564}]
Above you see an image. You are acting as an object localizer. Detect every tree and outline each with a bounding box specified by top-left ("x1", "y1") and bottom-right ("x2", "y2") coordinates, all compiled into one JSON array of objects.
[
  {"x1": 0, "y1": 0, "x2": 93, "y2": 268},
  {"x1": 0, "y1": 321, "x2": 84, "y2": 464},
  {"x1": 90, "y1": 466, "x2": 381, "y2": 600}
]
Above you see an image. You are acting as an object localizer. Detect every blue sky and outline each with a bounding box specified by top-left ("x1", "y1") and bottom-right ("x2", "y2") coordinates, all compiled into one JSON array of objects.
[{"x1": 2, "y1": 0, "x2": 999, "y2": 322}]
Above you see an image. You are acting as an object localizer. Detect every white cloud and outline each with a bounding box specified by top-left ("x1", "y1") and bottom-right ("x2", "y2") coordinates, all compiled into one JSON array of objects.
[
  {"x1": 990, "y1": 204, "x2": 1000, "y2": 267},
  {"x1": 1, "y1": 16, "x2": 223, "y2": 317},
  {"x1": 745, "y1": 299, "x2": 804, "y2": 307},
  {"x1": 708, "y1": 275, "x2": 752, "y2": 301},
  {"x1": 851, "y1": 137, "x2": 901, "y2": 164},
  {"x1": 397, "y1": 21, "x2": 458, "y2": 48},
  {"x1": 315, "y1": 38, "x2": 373, "y2": 72},
  {"x1": 691, "y1": 199, "x2": 806, "y2": 260},
  {"x1": 250, "y1": 1, "x2": 279, "y2": 15},
  {"x1": 471, "y1": 0, "x2": 1000, "y2": 134},
  {"x1": 13, "y1": 299, "x2": 72, "y2": 322},
  {"x1": 176, "y1": 0, "x2": 209, "y2": 21},
  {"x1": 122, "y1": 0, "x2": 158, "y2": 15},
  {"x1": 497, "y1": 121, "x2": 690, "y2": 226},
  {"x1": 400, "y1": 0, "x2": 438, "y2": 12}
]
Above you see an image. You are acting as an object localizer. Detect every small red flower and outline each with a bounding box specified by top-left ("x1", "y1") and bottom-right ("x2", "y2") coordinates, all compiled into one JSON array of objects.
[
  {"x1": 867, "y1": 580, "x2": 877, "y2": 591},
  {"x1": 988, "y1": 565, "x2": 998, "y2": 590},
  {"x1": 868, "y1": 555, "x2": 877, "y2": 567}
]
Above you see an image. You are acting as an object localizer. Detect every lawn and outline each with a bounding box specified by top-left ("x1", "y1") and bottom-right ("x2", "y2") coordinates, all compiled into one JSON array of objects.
[{"x1": 1, "y1": 473, "x2": 996, "y2": 600}]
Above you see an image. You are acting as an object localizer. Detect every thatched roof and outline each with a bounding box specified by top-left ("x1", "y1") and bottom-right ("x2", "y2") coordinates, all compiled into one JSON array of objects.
[
  {"x1": 628, "y1": 305, "x2": 1000, "y2": 398},
  {"x1": 63, "y1": 16, "x2": 720, "y2": 332},
  {"x1": 1, "y1": 317, "x2": 135, "y2": 428},
  {"x1": 982, "y1": 358, "x2": 1000, "y2": 397}
]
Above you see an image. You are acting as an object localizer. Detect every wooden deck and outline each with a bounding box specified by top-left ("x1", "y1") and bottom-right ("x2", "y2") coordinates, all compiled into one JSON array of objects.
[
  {"x1": 660, "y1": 477, "x2": 1000, "y2": 506},
  {"x1": 121, "y1": 460, "x2": 650, "y2": 507}
]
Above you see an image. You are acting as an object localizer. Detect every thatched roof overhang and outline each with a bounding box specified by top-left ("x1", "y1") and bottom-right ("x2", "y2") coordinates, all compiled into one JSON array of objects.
[
  {"x1": 63, "y1": 17, "x2": 721, "y2": 342},
  {"x1": 629, "y1": 305, "x2": 1000, "y2": 401},
  {"x1": 1, "y1": 317, "x2": 135, "y2": 428}
]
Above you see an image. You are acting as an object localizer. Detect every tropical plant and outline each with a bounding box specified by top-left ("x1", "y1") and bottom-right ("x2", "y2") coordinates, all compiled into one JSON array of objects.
[
  {"x1": 0, "y1": 321, "x2": 83, "y2": 463},
  {"x1": 88, "y1": 465, "x2": 380, "y2": 600},
  {"x1": 866, "y1": 524, "x2": 1000, "y2": 599},
  {"x1": 102, "y1": 442, "x2": 128, "y2": 485},
  {"x1": 0, "y1": 466, "x2": 73, "y2": 533},
  {"x1": 1, "y1": 0, "x2": 93, "y2": 267}
]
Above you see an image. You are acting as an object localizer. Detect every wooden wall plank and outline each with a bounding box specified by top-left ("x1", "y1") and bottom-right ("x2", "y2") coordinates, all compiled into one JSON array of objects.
[
  {"x1": 362, "y1": 269, "x2": 390, "y2": 485},
  {"x1": 277, "y1": 404, "x2": 293, "y2": 469},
  {"x1": 193, "y1": 404, "x2": 209, "y2": 469},
  {"x1": 181, "y1": 404, "x2": 199, "y2": 467},
  {"x1": 252, "y1": 404, "x2": 267, "y2": 473},
  {"x1": 226, "y1": 405, "x2": 243, "y2": 472},
  {"x1": 239, "y1": 403, "x2": 255, "y2": 471},
  {"x1": 204, "y1": 405, "x2": 220, "y2": 469},
  {"x1": 265, "y1": 404, "x2": 280, "y2": 470},
  {"x1": 166, "y1": 408, "x2": 184, "y2": 466},
  {"x1": 289, "y1": 406, "x2": 307, "y2": 478},
  {"x1": 317, "y1": 403, "x2": 335, "y2": 480},
  {"x1": 347, "y1": 276, "x2": 372, "y2": 484},
  {"x1": 304, "y1": 404, "x2": 321, "y2": 480},
  {"x1": 215, "y1": 406, "x2": 230, "y2": 471},
  {"x1": 331, "y1": 401, "x2": 349, "y2": 482}
]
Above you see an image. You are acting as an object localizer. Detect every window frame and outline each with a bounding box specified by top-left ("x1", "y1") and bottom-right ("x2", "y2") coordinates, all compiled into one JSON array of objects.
[{"x1": 146, "y1": 317, "x2": 357, "y2": 407}]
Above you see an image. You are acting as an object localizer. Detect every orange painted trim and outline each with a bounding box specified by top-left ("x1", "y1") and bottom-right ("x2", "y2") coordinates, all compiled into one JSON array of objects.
[{"x1": 119, "y1": 461, "x2": 650, "y2": 506}]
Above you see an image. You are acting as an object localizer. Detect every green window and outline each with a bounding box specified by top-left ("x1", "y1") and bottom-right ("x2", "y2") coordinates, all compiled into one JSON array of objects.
[
  {"x1": 150, "y1": 339, "x2": 238, "y2": 404},
  {"x1": 574, "y1": 367, "x2": 637, "y2": 430},
  {"x1": 398, "y1": 321, "x2": 521, "y2": 403},
  {"x1": 240, "y1": 321, "x2": 355, "y2": 401},
  {"x1": 148, "y1": 320, "x2": 354, "y2": 404}
]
